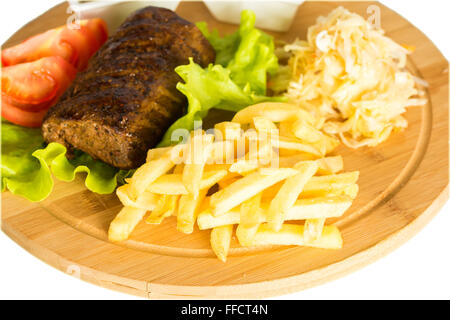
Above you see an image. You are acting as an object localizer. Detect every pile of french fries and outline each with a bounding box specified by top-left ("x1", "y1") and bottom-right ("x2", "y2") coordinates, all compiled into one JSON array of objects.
[{"x1": 108, "y1": 103, "x2": 359, "y2": 262}]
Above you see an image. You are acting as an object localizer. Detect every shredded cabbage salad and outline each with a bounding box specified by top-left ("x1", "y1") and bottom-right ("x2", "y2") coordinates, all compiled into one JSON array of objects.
[{"x1": 282, "y1": 7, "x2": 427, "y2": 148}]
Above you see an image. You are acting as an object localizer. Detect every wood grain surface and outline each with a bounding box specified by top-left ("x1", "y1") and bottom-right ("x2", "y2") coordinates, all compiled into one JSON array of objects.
[{"x1": 1, "y1": 1, "x2": 448, "y2": 299}]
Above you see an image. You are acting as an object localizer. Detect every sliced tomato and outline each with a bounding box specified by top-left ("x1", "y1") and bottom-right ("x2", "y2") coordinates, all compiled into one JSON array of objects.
[
  {"x1": 1, "y1": 99, "x2": 48, "y2": 128},
  {"x1": 78, "y1": 18, "x2": 108, "y2": 58},
  {"x1": 1, "y1": 56, "x2": 77, "y2": 112},
  {"x1": 1, "y1": 18, "x2": 108, "y2": 71},
  {"x1": 59, "y1": 25, "x2": 94, "y2": 71},
  {"x1": 1, "y1": 27, "x2": 77, "y2": 67}
]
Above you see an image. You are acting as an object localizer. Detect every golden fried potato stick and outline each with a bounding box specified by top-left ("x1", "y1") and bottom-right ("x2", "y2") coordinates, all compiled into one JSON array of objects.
[
  {"x1": 146, "y1": 146, "x2": 173, "y2": 162},
  {"x1": 210, "y1": 168, "x2": 298, "y2": 216},
  {"x1": 116, "y1": 184, "x2": 159, "y2": 210},
  {"x1": 267, "y1": 161, "x2": 319, "y2": 231},
  {"x1": 210, "y1": 225, "x2": 234, "y2": 262},
  {"x1": 303, "y1": 172, "x2": 360, "y2": 193},
  {"x1": 229, "y1": 141, "x2": 273, "y2": 174},
  {"x1": 300, "y1": 183, "x2": 359, "y2": 199},
  {"x1": 147, "y1": 170, "x2": 228, "y2": 195},
  {"x1": 275, "y1": 136, "x2": 322, "y2": 156},
  {"x1": 304, "y1": 218, "x2": 326, "y2": 242},
  {"x1": 183, "y1": 133, "x2": 214, "y2": 198},
  {"x1": 236, "y1": 223, "x2": 260, "y2": 246},
  {"x1": 249, "y1": 223, "x2": 342, "y2": 249},
  {"x1": 207, "y1": 140, "x2": 235, "y2": 165},
  {"x1": 145, "y1": 194, "x2": 179, "y2": 224},
  {"x1": 128, "y1": 156, "x2": 175, "y2": 201},
  {"x1": 232, "y1": 102, "x2": 301, "y2": 124},
  {"x1": 240, "y1": 193, "x2": 263, "y2": 227},
  {"x1": 278, "y1": 156, "x2": 344, "y2": 174},
  {"x1": 177, "y1": 189, "x2": 207, "y2": 234},
  {"x1": 214, "y1": 122, "x2": 242, "y2": 141},
  {"x1": 253, "y1": 116, "x2": 278, "y2": 134},
  {"x1": 108, "y1": 207, "x2": 147, "y2": 242}
]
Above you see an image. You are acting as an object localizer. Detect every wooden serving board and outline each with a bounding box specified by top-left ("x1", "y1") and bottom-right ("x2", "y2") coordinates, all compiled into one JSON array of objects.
[{"x1": 1, "y1": 1, "x2": 448, "y2": 299}]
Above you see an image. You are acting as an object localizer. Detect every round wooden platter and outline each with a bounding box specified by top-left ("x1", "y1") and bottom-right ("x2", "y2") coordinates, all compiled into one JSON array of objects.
[{"x1": 1, "y1": 1, "x2": 448, "y2": 299}]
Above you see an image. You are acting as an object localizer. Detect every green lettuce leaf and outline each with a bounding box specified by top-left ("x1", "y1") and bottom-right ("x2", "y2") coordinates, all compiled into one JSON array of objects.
[
  {"x1": 158, "y1": 10, "x2": 285, "y2": 147},
  {"x1": 196, "y1": 22, "x2": 240, "y2": 67},
  {"x1": 197, "y1": 9, "x2": 278, "y2": 95},
  {"x1": 158, "y1": 59, "x2": 285, "y2": 146},
  {"x1": 1, "y1": 120, "x2": 129, "y2": 202},
  {"x1": 1, "y1": 120, "x2": 53, "y2": 201}
]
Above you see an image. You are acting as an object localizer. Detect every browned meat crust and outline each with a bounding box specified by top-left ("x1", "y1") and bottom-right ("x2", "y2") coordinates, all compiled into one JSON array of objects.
[{"x1": 42, "y1": 6, "x2": 215, "y2": 169}]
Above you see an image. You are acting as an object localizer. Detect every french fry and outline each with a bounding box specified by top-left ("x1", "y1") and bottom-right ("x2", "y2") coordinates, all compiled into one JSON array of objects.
[
  {"x1": 315, "y1": 156, "x2": 344, "y2": 175},
  {"x1": 253, "y1": 117, "x2": 277, "y2": 133},
  {"x1": 278, "y1": 121, "x2": 297, "y2": 139},
  {"x1": 108, "y1": 207, "x2": 147, "y2": 242},
  {"x1": 210, "y1": 168, "x2": 298, "y2": 216},
  {"x1": 278, "y1": 154, "x2": 319, "y2": 167},
  {"x1": 183, "y1": 133, "x2": 214, "y2": 198},
  {"x1": 249, "y1": 223, "x2": 343, "y2": 249},
  {"x1": 342, "y1": 184, "x2": 359, "y2": 199},
  {"x1": 229, "y1": 141, "x2": 272, "y2": 174},
  {"x1": 197, "y1": 206, "x2": 242, "y2": 230},
  {"x1": 116, "y1": 184, "x2": 159, "y2": 210},
  {"x1": 198, "y1": 195, "x2": 352, "y2": 230},
  {"x1": 128, "y1": 156, "x2": 174, "y2": 200},
  {"x1": 146, "y1": 146, "x2": 173, "y2": 162},
  {"x1": 267, "y1": 161, "x2": 319, "y2": 231},
  {"x1": 300, "y1": 183, "x2": 359, "y2": 199},
  {"x1": 232, "y1": 102, "x2": 301, "y2": 124},
  {"x1": 214, "y1": 122, "x2": 242, "y2": 141},
  {"x1": 177, "y1": 189, "x2": 207, "y2": 234},
  {"x1": 275, "y1": 136, "x2": 322, "y2": 156},
  {"x1": 210, "y1": 225, "x2": 233, "y2": 262},
  {"x1": 147, "y1": 169, "x2": 228, "y2": 195},
  {"x1": 303, "y1": 172, "x2": 360, "y2": 193},
  {"x1": 146, "y1": 144, "x2": 189, "y2": 164},
  {"x1": 240, "y1": 193, "x2": 262, "y2": 227},
  {"x1": 228, "y1": 161, "x2": 259, "y2": 175},
  {"x1": 207, "y1": 140, "x2": 235, "y2": 164},
  {"x1": 304, "y1": 218, "x2": 326, "y2": 242},
  {"x1": 145, "y1": 195, "x2": 179, "y2": 224},
  {"x1": 236, "y1": 223, "x2": 260, "y2": 246},
  {"x1": 278, "y1": 155, "x2": 343, "y2": 174},
  {"x1": 291, "y1": 119, "x2": 323, "y2": 143}
]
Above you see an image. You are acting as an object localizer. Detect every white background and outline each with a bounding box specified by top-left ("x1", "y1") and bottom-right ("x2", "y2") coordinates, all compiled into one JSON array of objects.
[{"x1": 0, "y1": 0, "x2": 449, "y2": 300}]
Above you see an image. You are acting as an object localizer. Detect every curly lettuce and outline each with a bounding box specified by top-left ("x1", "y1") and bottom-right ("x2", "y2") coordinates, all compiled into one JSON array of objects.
[
  {"x1": 197, "y1": 10, "x2": 278, "y2": 95},
  {"x1": 159, "y1": 10, "x2": 285, "y2": 147},
  {"x1": 1, "y1": 120, "x2": 129, "y2": 202}
]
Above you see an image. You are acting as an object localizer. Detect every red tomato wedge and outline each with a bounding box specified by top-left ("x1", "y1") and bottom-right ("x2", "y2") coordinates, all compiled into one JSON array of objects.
[
  {"x1": 78, "y1": 18, "x2": 108, "y2": 58},
  {"x1": 1, "y1": 100, "x2": 48, "y2": 128},
  {"x1": 1, "y1": 27, "x2": 77, "y2": 67},
  {"x1": 1, "y1": 18, "x2": 108, "y2": 70},
  {"x1": 2, "y1": 56, "x2": 77, "y2": 112}
]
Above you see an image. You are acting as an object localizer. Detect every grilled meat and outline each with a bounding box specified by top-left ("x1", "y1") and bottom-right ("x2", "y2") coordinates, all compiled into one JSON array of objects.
[{"x1": 42, "y1": 6, "x2": 215, "y2": 169}]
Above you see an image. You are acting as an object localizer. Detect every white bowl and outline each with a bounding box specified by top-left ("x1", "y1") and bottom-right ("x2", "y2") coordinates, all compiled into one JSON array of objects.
[{"x1": 204, "y1": 0, "x2": 304, "y2": 32}]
